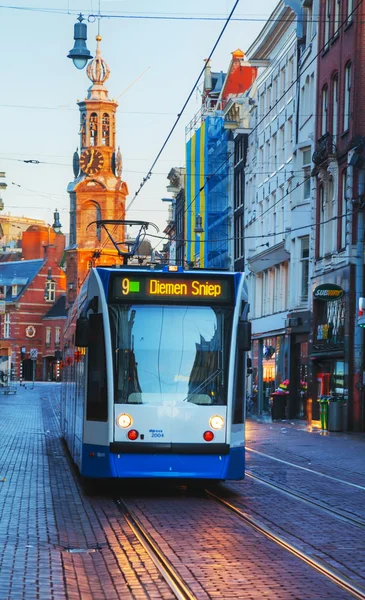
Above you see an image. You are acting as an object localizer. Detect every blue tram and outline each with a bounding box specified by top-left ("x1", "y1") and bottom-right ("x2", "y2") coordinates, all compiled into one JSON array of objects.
[{"x1": 61, "y1": 265, "x2": 251, "y2": 480}]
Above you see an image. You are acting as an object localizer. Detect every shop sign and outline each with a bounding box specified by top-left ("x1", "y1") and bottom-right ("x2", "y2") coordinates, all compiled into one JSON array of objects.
[{"x1": 313, "y1": 284, "x2": 344, "y2": 301}]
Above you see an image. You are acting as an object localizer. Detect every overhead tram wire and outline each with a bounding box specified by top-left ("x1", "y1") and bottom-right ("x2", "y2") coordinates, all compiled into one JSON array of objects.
[
  {"x1": 94, "y1": 0, "x2": 240, "y2": 258},
  {"x1": 0, "y1": 5, "x2": 361, "y2": 24},
  {"x1": 125, "y1": 0, "x2": 240, "y2": 214},
  {"x1": 151, "y1": 0, "x2": 364, "y2": 255}
]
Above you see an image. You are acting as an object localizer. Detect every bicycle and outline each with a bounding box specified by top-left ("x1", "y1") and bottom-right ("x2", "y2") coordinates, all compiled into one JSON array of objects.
[{"x1": 246, "y1": 391, "x2": 258, "y2": 414}]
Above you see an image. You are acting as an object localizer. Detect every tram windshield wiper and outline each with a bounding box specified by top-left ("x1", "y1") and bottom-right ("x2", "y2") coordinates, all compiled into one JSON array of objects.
[{"x1": 182, "y1": 368, "x2": 223, "y2": 403}]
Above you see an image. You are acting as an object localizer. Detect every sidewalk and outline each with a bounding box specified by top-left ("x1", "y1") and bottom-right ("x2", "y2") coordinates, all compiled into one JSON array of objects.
[{"x1": 246, "y1": 415, "x2": 365, "y2": 479}]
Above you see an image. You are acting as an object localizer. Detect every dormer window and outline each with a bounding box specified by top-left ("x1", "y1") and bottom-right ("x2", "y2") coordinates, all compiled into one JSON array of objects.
[
  {"x1": 90, "y1": 113, "x2": 98, "y2": 146},
  {"x1": 11, "y1": 285, "x2": 17, "y2": 297},
  {"x1": 102, "y1": 113, "x2": 110, "y2": 146},
  {"x1": 45, "y1": 281, "x2": 56, "y2": 302}
]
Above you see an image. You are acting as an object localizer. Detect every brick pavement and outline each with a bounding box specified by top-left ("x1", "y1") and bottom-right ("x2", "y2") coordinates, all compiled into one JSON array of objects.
[
  {"x1": 0, "y1": 384, "x2": 175, "y2": 600},
  {"x1": 0, "y1": 384, "x2": 361, "y2": 600}
]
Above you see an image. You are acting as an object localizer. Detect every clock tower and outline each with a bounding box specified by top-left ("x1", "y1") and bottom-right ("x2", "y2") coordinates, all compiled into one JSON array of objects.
[{"x1": 66, "y1": 35, "x2": 128, "y2": 304}]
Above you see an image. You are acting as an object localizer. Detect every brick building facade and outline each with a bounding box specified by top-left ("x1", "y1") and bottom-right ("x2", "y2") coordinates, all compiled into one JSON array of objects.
[{"x1": 311, "y1": 0, "x2": 365, "y2": 430}]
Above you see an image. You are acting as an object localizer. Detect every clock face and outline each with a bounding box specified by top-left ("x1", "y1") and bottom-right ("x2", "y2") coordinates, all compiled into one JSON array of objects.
[{"x1": 80, "y1": 149, "x2": 104, "y2": 175}]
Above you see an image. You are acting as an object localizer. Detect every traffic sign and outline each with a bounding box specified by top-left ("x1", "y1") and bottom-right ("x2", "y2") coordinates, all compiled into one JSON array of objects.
[{"x1": 30, "y1": 348, "x2": 38, "y2": 360}]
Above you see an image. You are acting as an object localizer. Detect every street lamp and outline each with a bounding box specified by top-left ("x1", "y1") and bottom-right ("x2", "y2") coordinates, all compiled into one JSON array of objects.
[
  {"x1": 67, "y1": 14, "x2": 93, "y2": 70},
  {"x1": 52, "y1": 209, "x2": 62, "y2": 234}
]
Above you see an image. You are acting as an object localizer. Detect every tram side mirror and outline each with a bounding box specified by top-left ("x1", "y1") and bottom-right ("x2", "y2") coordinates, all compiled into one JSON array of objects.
[
  {"x1": 75, "y1": 316, "x2": 90, "y2": 348},
  {"x1": 237, "y1": 320, "x2": 252, "y2": 351},
  {"x1": 247, "y1": 357, "x2": 253, "y2": 374}
]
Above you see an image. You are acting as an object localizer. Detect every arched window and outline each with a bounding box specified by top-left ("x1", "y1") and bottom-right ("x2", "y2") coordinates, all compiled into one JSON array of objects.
[
  {"x1": 102, "y1": 113, "x2": 110, "y2": 146},
  {"x1": 343, "y1": 63, "x2": 352, "y2": 132},
  {"x1": 332, "y1": 74, "x2": 338, "y2": 144},
  {"x1": 90, "y1": 113, "x2": 98, "y2": 146},
  {"x1": 321, "y1": 85, "x2": 328, "y2": 136},
  {"x1": 80, "y1": 113, "x2": 86, "y2": 148}
]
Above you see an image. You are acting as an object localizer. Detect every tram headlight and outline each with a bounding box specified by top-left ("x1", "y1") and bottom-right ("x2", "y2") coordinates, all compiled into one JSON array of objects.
[
  {"x1": 209, "y1": 415, "x2": 224, "y2": 430},
  {"x1": 116, "y1": 413, "x2": 132, "y2": 429}
]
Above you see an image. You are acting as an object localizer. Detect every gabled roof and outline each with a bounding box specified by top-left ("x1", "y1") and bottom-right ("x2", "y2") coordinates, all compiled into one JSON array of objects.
[
  {"x1": 43, "y1": 294, "x2": 68, "y2": 319},
  {"x1": 0, "y1": 259, "x2": 44, "y2": 300}
]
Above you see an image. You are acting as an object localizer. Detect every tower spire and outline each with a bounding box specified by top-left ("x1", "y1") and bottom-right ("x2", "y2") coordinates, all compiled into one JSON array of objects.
[{"x1": 86, "y1": 35, "x2": 110, "y2": 100}]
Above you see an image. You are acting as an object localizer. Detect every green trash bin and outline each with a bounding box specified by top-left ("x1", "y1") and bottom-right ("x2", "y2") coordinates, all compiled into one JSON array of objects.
[{"x1": 318, "y1": 397, "x2": 329, "y2": 430}]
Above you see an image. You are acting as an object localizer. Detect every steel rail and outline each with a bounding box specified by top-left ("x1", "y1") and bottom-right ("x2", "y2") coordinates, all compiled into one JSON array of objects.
[
  {"x1": 246, "y1": 471, "x2": 365, "y2": 527},
  {"x1": 246, "y1": 471, "x2": 365, "y2": 529},
  {"x1": 246, "y1": 447, "x2": 365, "y2": 491},
  {"x1": 206, "y1": 489, "x2": 365, "y2": 600},
  {"x1": 115, "y1": 498, "x2": 198, "y2": 600}
]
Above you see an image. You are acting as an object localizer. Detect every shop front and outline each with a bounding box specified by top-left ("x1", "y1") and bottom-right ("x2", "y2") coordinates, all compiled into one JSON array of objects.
[
  {"x1": 310, "y1": 275, "x2": 349, "y2": 423},
  {"x1": 286, "y1": 311, "x2": 311, "y2": 419},
  {"x1": 251, "y1": 333, "x2": 290, "y2": 415}
]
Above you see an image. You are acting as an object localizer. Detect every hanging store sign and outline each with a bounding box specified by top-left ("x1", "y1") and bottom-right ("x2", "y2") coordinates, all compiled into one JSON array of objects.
[{"x1": 313, "y1": 284, "x2": 344, "y2": 301}]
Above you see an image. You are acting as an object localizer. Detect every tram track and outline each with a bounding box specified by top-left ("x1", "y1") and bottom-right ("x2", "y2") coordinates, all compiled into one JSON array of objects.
[
  {"x1": 246, "y1": 446, "x2": 365, "y2": 491},
  {"x1": 114, "y1": 498, "x2": 198, "y2": 600},
  {"x1": 205, "y1": 489, "x2": 365, "y2": 600},
  {"x1": 245, "y1": 470, "x2": 365, "y2": 529}
]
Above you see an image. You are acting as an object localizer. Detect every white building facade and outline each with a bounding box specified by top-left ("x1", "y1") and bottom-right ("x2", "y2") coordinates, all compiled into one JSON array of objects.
[{"x1": 244, "y1": 0, "x2": 318, "y2": 418}]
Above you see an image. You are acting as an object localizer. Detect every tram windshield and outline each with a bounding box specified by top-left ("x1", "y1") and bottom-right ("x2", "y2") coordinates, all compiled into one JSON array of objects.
[{"x1": 109, "y1": 304, "x2": 233, "y2": 405}]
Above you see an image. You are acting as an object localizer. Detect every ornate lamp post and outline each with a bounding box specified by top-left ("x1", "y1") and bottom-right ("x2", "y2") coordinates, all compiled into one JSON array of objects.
[{"x1": 67, "y1": 14, "x2": 93, "y2": 70}]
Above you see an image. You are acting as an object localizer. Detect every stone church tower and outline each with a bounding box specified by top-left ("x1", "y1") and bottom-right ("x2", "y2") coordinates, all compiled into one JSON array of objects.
[{"x1": 66, "y1": 35, "x2": 128, "y2": 305}]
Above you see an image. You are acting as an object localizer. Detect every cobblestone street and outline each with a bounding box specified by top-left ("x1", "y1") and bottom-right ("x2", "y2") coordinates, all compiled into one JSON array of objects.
[{"x1": 0, "y1": 384, "x2": 364, "y2": 599}]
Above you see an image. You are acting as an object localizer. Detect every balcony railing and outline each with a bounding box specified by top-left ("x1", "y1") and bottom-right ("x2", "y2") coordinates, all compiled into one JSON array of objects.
[{"x1": 312, "y1": 133, "x2": 337, "y2": 167}]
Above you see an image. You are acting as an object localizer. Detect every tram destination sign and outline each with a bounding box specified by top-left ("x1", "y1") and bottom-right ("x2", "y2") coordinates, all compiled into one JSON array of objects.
[
  {"x1": 111, "y1": 273, "x2": 233, "y2": 304},
  {"x1": 313, "y1": 283, "x2": 344, "y2": 301}
]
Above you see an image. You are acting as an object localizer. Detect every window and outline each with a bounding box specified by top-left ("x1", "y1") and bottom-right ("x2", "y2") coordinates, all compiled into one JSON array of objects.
[
  {"x1": 11, "y1": 285, "x2": 18, "y2": 297},
  {"x1": 302, "y1": 148, "x2": 312, "y2": 200},
  {"x1": 45, "y1": 327, "x2": 51, "y2": 347},
  {"x1": 102, "y1": 113, "x2": 110, "y2": 146},
  {"x1": 347, "y1": 0, "x2": 354, "y2": 23},
  {"x1": 55, "y1": 327, "x2": 61, "y2": 347},
  {"x1": 334, "y1": 0, "x2": 340, "y2": 37},
  {"x1": 332, "y1": 74, "x2": 338, "y2": 144},
  {"x1": 278, "y1": 127, "x2": 284, "y2": 166},
  {"x1": 305, "y1": 5, "x2": 313, "y2": 40},
  {"x1": 343, "y1": 63, "x2": 352, "y2": 132},
  {"x1": 3, "y1": 313, "x2": 10, "y2": 339},
  {"x1": 86, "y1": 313, "x2": 107, "y2": 421},
  {"x1": 340, "y1": 170, "x2": 347, "y2": 249},
  {"x1": 300, "y1": 237, "x2": 309, "y2": 303},
  {"x1": 280, "y1": 68, "x2": 286, "y2": 108},
  {"x1": 80, "y1": 113, "x2": 86, "y2": 148},
  {"x1": 321, "y1": 86, "x2": 328, "y2": 135},
  {"x1": 272, "y1": 135, "x2": 277, "y2": 171},
  {"x1": 90, "y1": 112, "x2": 98, "y2": 146},
  {"x1": 45, "y1": 281, "x2": 56, "y2": 302},
  {"x1": 324, "y1": 0, "x2": 331, "y2": 48}
]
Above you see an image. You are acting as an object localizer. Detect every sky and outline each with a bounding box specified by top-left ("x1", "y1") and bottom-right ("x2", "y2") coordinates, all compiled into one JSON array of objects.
[{"x1": 0, "y1": 0, "x2": 278, "y2": 243}]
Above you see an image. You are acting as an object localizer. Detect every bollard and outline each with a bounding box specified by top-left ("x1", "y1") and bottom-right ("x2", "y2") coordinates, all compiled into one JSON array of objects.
[{"x1": 318, "y1": 397, "x2": 329, "y2": 430}]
